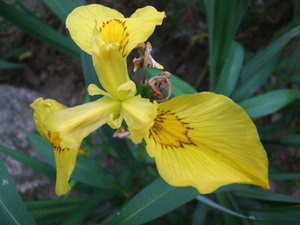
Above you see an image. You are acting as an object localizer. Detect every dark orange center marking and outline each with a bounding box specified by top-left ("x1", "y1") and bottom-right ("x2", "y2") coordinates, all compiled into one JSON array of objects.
[
  {"x1": 48, "y1": 131, "x2": 69, "y2": 152},
  {"x1": 149, "y1": 109, "x2": 195, "y2": 149}
]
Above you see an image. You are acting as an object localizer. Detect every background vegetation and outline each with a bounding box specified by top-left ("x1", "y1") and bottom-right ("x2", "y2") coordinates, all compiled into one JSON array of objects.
[{"x1": 0, "y1": 0, "x2": 300, "y2": 224}]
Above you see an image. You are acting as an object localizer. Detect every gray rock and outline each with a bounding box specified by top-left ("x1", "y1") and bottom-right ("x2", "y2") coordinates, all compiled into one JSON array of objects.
[{"x1": 0, "y1": 84, "x2": 56, "y2": 199}]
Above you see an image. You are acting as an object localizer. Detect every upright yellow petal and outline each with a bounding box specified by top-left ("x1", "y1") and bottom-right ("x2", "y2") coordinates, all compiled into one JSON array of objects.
[
  {"x1": 91, "y1": 28, "x2": 133, "y2": 99},
  {"x1": 30, "y1": 97, "x2": 122, "y2": 196},
  {"x1": 121, "y1": 95, "x2": 157, "y2": 144},
  {"x1": 66, "y1": 4, "x2": 165, "y2": 56},
  {"x1": 125, "y1": 6, "x2": 166, "y2": 54},
  {"x1": 66, "y1": 4, "x2": 124, "y2": 54},
  {"x1": 145, "y1": 93, "x2": 269, "y2": 194}
]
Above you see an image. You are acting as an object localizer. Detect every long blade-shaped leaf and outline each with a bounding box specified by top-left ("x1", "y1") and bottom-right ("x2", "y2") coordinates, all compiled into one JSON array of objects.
[
  {"x1": 41, "y1": 0, "x2": 75, "y2": 22},
  {"x1": 196, "y1": 194, "x2": 252, "y2": 220},
  {"x1": 25, "y1": 197, "x2": 85, "y2": 216},
  {"x1": 232, "y1": 53, "x2": 279, "y2": 101},
  {"x1": 0, "y1": 158, "x2": 37, "y2": 225},
  {"x1": 233, "y1": 188, "x2": 300, "y2": 203},
  {"x1": 206, "y1": 0, "x2": 250, "y2": 90},
  {"x1": 110, "y1": 178, "x2": 198, "y2": 225},
  {"x1": 0, "y1": 1, "x2": 79, "y2": 59},
  {"x1": 0, "y1": 59, "x2": 24, "y2": 69},
  {"x1": 61, "y1": 190, "x2": 105, "y2": 225},
  {"x1": 240, "y1": 25, "x2": 300, "y2": 82},
  {"x1": 239, "y1": 89, "x2": 299, "y2": 118},
  {"x1": 0, "y1": 144, "x2": 55, "y2": 179},
  {"x1": 215, "y1": 41, "x2": 244, "y2": 96}
]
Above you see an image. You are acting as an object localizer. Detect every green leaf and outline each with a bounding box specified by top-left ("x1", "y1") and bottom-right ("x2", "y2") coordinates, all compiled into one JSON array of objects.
[
  {"x1": 0, "y1": 158, "x2": 36, "y2": 225},
  {"x1": 0, "y1": 59, "x2": 24, "y2": 69},
  {"x1": 191, "y1": 202, "x2": 208, "y2": 225},
  {"x1": 240, "y1": 25, "x2": 300, "y2": 82},
  {"x1": 215, "y1": 41, "x2": 244, "y2": 96},
  {"x1": 0, "y1": 1, "x2": 79, "y2": 59},
  {"x1": 196, "y1": 194, "x2": 251, "y2": 220},
  {"x1": 110, "y1": 178, "x2": 198, "y2": 225},
  {"x1": 239, "y1": 89, "x2": 299, "y2": 118},
  {"x1": 215, "y1": 193, "x2": 248, "y2": 225},
  {"x1": 0, "y1": 143, "x2": 55, "y2": 179},
  {"x1": 249, "y1": 208, "x2": 300, "y2": 225},
  {"x1": 73, "y1": 157, "x2": 126, "y2": 193},
  {"x1": 207, "y1": 0, "x2": 250, "y2": 90},
  {"x1": 211, "y1": 0, "x2": 238, "y2": 90},
  {"x1": 61, "y1": 190, "x2": 105, "y2": 225},
  {"x1": 233, "y1": 188, "x2": 300, "y2": 204},
  {"x1": 41, "y1": 0, "x2": 75, "y2": 22},
  {"x1": 275, "y1": 134, "x2": 300, "y2": 148},
  {"x1": 202, "y1": 0, "x2": 215, "y2": 89},
  {"x1": 27, "y1": 133, "x2": 55, "y2": 166},
  {"x1": 232, "y1": 53, "x2": 280, "y2": 101},
  {"x1": 80, "y1": 51, "x2": 100, "y2": 88},
  {"x1": 25, "y1": 197, "x2": 85, "y2": 216},
  {"x1": 270, "y1": 173, "x2": 300, "y2": 181}
]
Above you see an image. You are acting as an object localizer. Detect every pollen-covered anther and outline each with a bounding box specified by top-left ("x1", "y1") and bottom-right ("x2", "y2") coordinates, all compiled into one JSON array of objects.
[
  {"x1": 113, "y1": 127, "x2": 130, "y2": 139},
  {"x1": 148, "y1": 71, "x2": 172, "y2": 102},
  {"x1": 133, "y1": 42, "x2": 164, "y2": 72},
  {"x1": 149, "y1": 109, "x2": 195, "y2": 149},
  {"x1": 100, "y1": 19, "x2": 129, "y2": 57}
]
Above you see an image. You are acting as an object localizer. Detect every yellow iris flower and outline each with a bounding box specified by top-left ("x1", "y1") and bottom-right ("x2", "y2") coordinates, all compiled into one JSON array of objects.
[
  {"x1": 31, "y1": 4, "x2": 165, "y2": 196},
  {"x1": 30, "y1": 4, "x2": 269, "y2": 196}
]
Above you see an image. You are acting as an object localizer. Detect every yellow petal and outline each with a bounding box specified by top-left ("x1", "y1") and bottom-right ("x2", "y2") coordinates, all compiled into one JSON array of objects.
[
  {"x1": 66, "y1": 4, "x2": 165, "y2": 56},
  {"x1": 121, "y1": 95, "x2": 157, "y2": 144},
  {"x1": 30, "y1": 98, "x2": 66, "y2": 140},
  {"x1": 66, "y1": 4, "x2": 124, "y2": 54},
  {"x1": 31, "y1": 97, "x2": 122, "y2": 196},
  {"x1": 87, "y1": 83, "x2": 112, "y2": 98},
  {"x1": 49, "y1": 97, "x2": 121, "y2": 149},
  {"x1": 91, "y1": 32, "x2": 133, "y2": 99},
  {"x1": 125, "y1": 6, "x2": 166, "y2": 54},
  {"x1": 145, "y1": 92, "x2": 269, "y2": 194},
  {"x1": 50, "y1": 132, "x2": 77, "y2": 196}
]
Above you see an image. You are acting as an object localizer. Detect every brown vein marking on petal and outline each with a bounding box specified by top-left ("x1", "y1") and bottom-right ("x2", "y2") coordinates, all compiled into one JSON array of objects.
[
  {"x1": 48, "y1": 131, "x2": 69, "y2": 152},
  {"x1": 149, "y1": 109, "x2": 196, "y2": 149},
  {"x1": 100, "y1": 19, "x2": 129, "y2": 57}
]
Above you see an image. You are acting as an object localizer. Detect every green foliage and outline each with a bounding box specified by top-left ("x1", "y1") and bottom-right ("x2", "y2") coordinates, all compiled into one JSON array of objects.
[
  {"x1": 110, "y1": 179, "x2": 198, "y2": 225},
  {"x1": 0, "y1": 158, "x2": 36, "y2": 225},
  {"x1": 0, "y1": 59, "x2": 24, "y2": 69},
  {"x1": 0, "y1": 0, "x2": 79, "y2": 59},
  {"x1": 0, "y1": 0, "x2": 299, "y2": 224}
]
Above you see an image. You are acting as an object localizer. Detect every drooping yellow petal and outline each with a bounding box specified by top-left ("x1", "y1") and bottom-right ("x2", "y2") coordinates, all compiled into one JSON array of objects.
[
  {"x1": 121, "y1": 95, "x2": 157, "y2": 144},
  {"x1": 144, "y1": 92, "x2": 269, "y2": 194},
  {"x1": 30, "y1": 97, "x2": 122, "y2": 196},
  {"x1": 66, "y1": 4, "x2": 124, "y2": 54},
  {"x1": 49, "y1": 131, "x2": 78, "y2": 196},
  {"x1": 66, "y1": 5, "x2": 165, "y2": 55}
]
